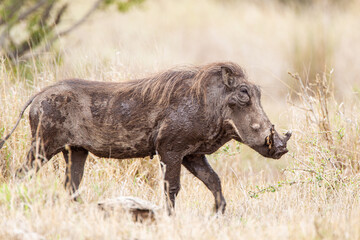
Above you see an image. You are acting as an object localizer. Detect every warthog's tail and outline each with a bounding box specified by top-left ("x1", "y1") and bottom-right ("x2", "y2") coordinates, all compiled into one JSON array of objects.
[{"x1": 0, "y1": 94, "x2": 39, "y2": 149}]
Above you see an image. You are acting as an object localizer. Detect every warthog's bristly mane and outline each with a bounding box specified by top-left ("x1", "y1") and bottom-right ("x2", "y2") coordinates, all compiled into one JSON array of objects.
[{"x1": 118, "y1": 62, "x2": 246, "y2": 106}]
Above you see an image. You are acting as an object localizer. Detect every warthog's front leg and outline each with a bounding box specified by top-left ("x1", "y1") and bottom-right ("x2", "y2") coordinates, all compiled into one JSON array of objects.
[{"x1": 182, "y1": 154, "x2": 226, "y2": 213}]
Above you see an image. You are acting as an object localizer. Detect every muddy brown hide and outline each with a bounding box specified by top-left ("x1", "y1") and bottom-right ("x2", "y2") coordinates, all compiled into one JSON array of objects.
[{"x1": 2, "y1": 62, "x2": 291, "y2": 214}]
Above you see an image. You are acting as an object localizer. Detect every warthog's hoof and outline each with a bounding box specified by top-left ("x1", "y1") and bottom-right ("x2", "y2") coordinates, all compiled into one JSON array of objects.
[{"x1": 98, "y1": 196, "x2": 160, "y2": 222}]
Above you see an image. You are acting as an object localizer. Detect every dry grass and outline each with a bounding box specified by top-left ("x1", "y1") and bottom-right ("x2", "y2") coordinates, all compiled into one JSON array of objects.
[{"x1": 1, "y1": 0, "x2": 360, "y2": 239}]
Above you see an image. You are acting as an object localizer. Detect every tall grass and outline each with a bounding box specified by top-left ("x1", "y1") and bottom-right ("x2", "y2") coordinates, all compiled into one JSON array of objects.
[
  {"x1": 1, "y1": 55, "x2": 360, "y2": 240},
  {"x1": 290, "y1": 22, "x2": 335, "y2": 88},
  {"x1": 286, "y1": 70, "x2": 360, "y2": 194}
]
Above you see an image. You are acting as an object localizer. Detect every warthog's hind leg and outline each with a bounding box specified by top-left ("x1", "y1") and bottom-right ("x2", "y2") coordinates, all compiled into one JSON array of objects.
[
  {"x1": 15, "y1": 145, "x2": 37, "y2": 178},
  {"x1": 182, "y1": 154, "x2": 226, "y2": 213},
  {"x1": 62, "y1": 147, "x2": 88, "y2": 200},
  {"x1": 16, "y1": 140, "x2": 58, "y2": 178}
]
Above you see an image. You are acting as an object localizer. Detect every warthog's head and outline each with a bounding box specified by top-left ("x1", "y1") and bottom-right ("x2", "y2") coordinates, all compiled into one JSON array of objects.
[{"x1": 221, "y1": 66, "x2": 291, "y2": 159}]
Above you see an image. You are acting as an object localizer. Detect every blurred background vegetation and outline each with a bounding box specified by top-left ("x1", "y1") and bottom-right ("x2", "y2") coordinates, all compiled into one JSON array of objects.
[
  {"x1": 1, "y1": 0, "x2": 359, "y2": 95},
  {"x1": 0, "y1": 0, "x2": 144, "y2": 60}
]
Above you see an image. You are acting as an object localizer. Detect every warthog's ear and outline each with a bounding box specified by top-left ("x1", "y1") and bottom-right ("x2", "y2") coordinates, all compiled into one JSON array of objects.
[{"x1": 221, "y1": 66, "x2": 236, "y2": 88}]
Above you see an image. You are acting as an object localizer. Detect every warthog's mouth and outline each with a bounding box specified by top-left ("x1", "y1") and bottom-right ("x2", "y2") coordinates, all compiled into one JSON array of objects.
[
  {"x1": 265, "y1": 125, "x2": 276, "y2": 150},
  {"x1": 265, "y1": 125, "x2": 292, "y2": 159}
]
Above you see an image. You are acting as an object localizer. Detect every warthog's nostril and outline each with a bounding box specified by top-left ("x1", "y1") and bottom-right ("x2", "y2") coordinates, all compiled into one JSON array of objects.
[{"x1": 251, "y1": 123, "x2": 260, "y2": 131}]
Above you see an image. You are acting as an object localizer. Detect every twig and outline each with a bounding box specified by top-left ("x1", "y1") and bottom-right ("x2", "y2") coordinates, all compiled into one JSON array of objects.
[
  {"x1": 282, "y1": 168, "x2": 317, "y2": 175},
  {"x1": 282, "y1": 168, "x2": 340, "y2": 191},
  {"x1": 17, "y1": 0, "x2": 48, "y2": 22},
  {"x1": 42, "y1": 0, "x2": 103, "y2": 54},
  {"x1": 55, "y1": 0, "x2": 103, "y2": 38},
  {"x1": 0, "y1": 0, "x2": 46, "y2": 48},
  {"x1": 54, "y1": 3, "x2": 68, "y2": 25},
  {"x1": 0, "y1": 0, "x2": 24, "y2": 26},
  {"x1": 248, "y1": 181, "x2": 299, "y2": 198}
]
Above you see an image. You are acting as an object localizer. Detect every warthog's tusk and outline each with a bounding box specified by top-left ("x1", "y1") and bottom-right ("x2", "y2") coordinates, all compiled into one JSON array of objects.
[
  {"x1": 265, "y1": 125, "x2": 275, "y2": 149},
  {"x1": 284, "y1": 131, "x2": 292, "y2": 141},
  {"x1": 226, "y1": 119, "x2": 243, "y2": 141}
]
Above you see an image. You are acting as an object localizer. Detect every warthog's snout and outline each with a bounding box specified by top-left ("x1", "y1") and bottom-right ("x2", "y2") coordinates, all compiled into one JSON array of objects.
[{"x1": 265, "y1": 125, "x2": 292, "y2": 159}]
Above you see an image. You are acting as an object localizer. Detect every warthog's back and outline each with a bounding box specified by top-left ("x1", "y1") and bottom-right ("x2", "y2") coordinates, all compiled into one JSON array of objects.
[{"x1": 29, "y1": 79, "x2": 161, "y2": 159}]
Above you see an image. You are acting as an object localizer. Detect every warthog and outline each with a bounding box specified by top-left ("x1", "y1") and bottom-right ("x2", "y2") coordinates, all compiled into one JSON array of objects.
[{"x1": 0, "y1": 62, "x2": 291, "y2": 213}]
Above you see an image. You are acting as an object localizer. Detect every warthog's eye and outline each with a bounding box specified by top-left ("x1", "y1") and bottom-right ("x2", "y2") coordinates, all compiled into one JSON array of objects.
[
  {"x1": 228, "y1": 86, "x2": 250, "y2": 108},
  {"x1": 240, "y1": 87, "x2": 249, "y2": 95},
  {"x1": 238, "y1": 86, "x2": 250, "y2": 104}
]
